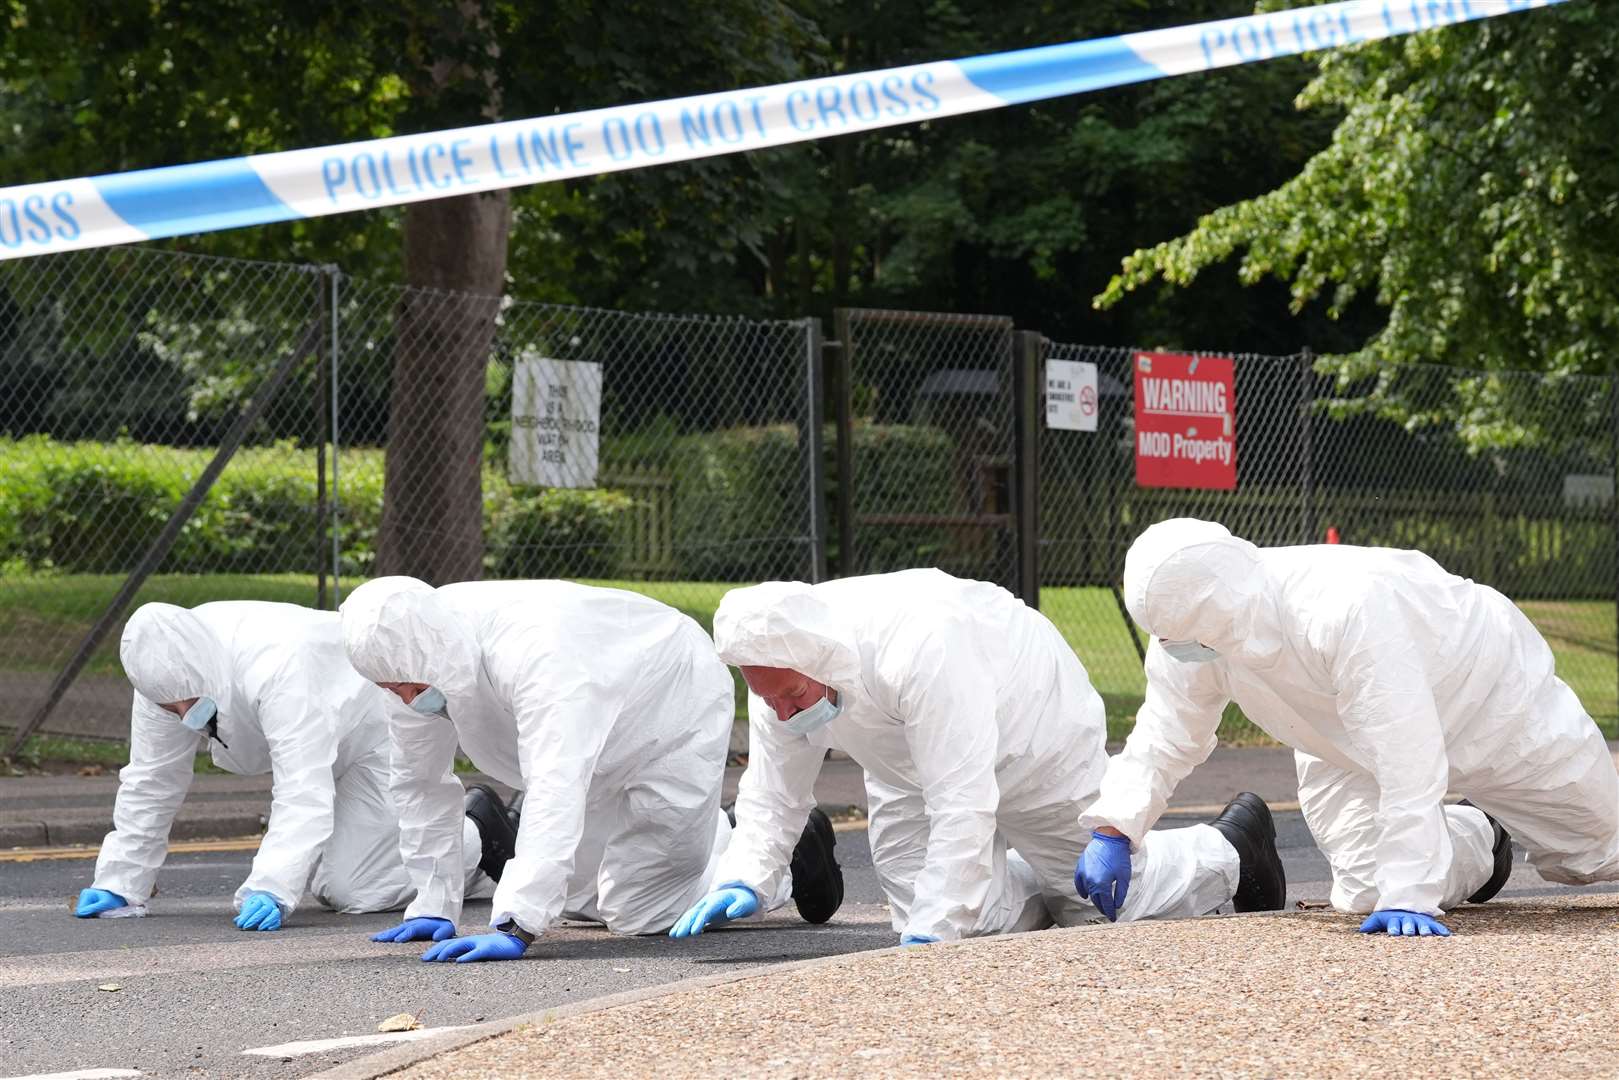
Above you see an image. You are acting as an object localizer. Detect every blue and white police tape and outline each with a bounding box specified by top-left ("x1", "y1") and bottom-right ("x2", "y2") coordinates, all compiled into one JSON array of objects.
[{"x1": 0, "y1": 0, "x2": 1566, "y2": 260}]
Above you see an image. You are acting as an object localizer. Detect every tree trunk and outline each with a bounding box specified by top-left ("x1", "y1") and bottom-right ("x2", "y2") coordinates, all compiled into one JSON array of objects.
[
  {"x1": 374, "y1": 0, "x2": 510, "y2": 584},
  {"x1": 373, "y1": 192, "x2": 511, "y2": 584}
]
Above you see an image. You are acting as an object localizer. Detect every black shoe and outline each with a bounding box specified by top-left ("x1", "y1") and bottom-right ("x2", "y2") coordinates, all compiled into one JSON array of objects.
[
  {"x1": 1459, "y1": 799, "x2": 1513, "y2": 904},
  {"x1": 504, "y1": 791, "x2": 525, "y2": 834},
  {"x1": 1209, "y1": 792, "x2": 1287, "y2": 912},
  {"x1": 464, "y1": 784, "x2": 518, "y2": 883},
  {"x1": 789, "y1": 806, "x2": 844, "y2": 925}
]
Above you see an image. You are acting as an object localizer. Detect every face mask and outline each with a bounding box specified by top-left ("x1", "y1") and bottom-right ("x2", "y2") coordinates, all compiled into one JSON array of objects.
[
  {"x1": 1161, "y1": 640, "x2": 1221, "y2": 664},
  {"x1": 411, "y1": 686, "x2": 447, "y2": 715},
  {"x1": 784, "y1": 689, "x2": 842, "y2": 736},
  {"x1": 179, "y1": 696, "x2": 218, "y2": 732}
]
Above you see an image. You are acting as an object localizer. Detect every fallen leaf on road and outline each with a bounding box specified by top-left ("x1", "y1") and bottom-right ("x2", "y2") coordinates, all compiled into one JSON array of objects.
[
  {"x1": 98, "y1": 983, "x2": 122, "y2": 992},
  {"x1": 79, "y1": 764, "x2": 106, "y2": 777},
  {"x1": 377, "y1": 1012, "x2": 422, "y2": 1032}
]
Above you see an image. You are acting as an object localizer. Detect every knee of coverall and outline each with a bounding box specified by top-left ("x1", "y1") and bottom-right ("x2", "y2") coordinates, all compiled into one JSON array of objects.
[{"x1": 595, "y1": 777, "x2": 723, "y2": 935}]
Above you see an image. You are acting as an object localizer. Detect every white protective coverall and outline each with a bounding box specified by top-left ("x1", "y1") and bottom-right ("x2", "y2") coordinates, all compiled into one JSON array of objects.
[
  {"x1": 98, "y1": 601, "x2": 482, "y2": 916},
  {"x1": 341, "y1": 576, "x2": 761, "y2": 938},
  {"x1": 711, "y1": 570, "x2": 1240, "y2": 942},
  {"x1": 1084, "y1": 518, "x2": 1619, "y2": 917}
]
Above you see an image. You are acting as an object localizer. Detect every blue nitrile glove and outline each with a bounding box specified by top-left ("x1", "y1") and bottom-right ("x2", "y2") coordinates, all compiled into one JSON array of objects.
[
  {"x1": 1076, "y1": 830, "x2": 1134, "y2": 922},
  {"x1": 421, "y1": 932, "x2": 528, "y2": 963},
  {"x1": 74, "y1": 888, "x2": 128, "y2": 918},
  {"x1": 372, "y1": 916, "x2": 456, "y2": 943},
  {"x1": 669, "y1": 885, "x2": 760, "y2": 938},
  {"x1": 1358, "y1": 910, "x2": 1452, "y2": 937},
  {"x1": 900, "y1": 934, "x2": 939, "y2": 946},
  {"x1": 234, "y1": 891, "x2": 284, "y2": 931}
]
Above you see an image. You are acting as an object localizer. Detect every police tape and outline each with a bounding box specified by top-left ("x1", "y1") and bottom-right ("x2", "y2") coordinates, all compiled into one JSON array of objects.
[{"x1": 0, "y1": 0, "x2": 1565, "y2": 260}]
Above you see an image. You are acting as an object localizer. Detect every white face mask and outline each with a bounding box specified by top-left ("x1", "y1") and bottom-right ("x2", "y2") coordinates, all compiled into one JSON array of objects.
[
  {"x1": 784, "y1": 689, "x2": 842, "y2": 735},
  {"x1": 410, "y1": 686, "x2": 448, "y2": 715},
  {"x1": 179, "y1": 696, "x2": 218, "y2": 731},
  {"x1": 1161, "y1": 640, "x2": 1221, "y2": 664}
]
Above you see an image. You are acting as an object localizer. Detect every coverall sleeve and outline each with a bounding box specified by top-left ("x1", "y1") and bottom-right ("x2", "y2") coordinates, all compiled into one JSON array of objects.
[
  {"x1": 711, "y1": 688, "x2": 827, "y2": 904},
  {"x1": 390, "y1": 702, "x2": 467, "y2": 923},
  {"x1": 1330, "y1": 599, "x2": 1452, "y2": 915},
  {"x1": 1079, "y1": 640, "x2": 1230, "y2": 843},
  {"x1": 488, "y1": 666, "x2": 619, "y2": 936},
  {"x1": 92, "y1": 695, "x2": 203, "y2": 905},
  {"x1": 892, "y1": 625, "x2": 1003, "y2": 942},
  {"x1": 237, "y1": 661, "x2": 341, "y2": 915}
]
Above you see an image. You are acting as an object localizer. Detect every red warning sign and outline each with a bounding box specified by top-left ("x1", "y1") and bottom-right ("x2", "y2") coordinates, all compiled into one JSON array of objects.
[{"x1": 1133, "y1": 351, "x2": 1237, "y2": 491}]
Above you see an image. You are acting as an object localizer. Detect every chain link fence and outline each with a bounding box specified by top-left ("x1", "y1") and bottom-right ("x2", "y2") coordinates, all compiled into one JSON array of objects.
[
  {"x1": 0, "y1": 247, "x2": 328, "y2": 745},
  {"x1": 1, "y1": 247, "x2": 1613, "y2": 750},
  {"x1": 1, "y1": 248, "x2": 821, "y2": 749}
]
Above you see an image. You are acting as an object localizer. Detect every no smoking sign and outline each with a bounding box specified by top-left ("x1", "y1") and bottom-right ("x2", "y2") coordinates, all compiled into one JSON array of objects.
[{"x1": 1046, "y1": 359, "x2": 1097, "y2": 432}]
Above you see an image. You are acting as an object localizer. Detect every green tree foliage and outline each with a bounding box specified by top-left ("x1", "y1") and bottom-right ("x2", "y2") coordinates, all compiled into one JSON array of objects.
[{"x1": 1096, "y1": 3, "x2": 1618, "y2": 382}]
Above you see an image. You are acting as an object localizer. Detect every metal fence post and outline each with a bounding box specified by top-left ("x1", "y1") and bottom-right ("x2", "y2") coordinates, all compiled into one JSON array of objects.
[
  {"x1": 831, "y1": 308, "x2": 855, "y2": 577},
  {"x1": 1013, "y1": 331, "x2": 1042, "y2": 608},
  {"x1": 1298, "y1": 346, "x2": 1316, "y2": 544},
  {"x1": 328, "y1": 266, "x2": 342, "y2": 605},
  {"x1": 1610, "y1": 368, "x2": 1619, "y2": 714},
  {"x1": 315, "y1": 277, "x2": 330, "y2": 610},
  {"x1": 801, "y1": 318, "x2": 828, "y2": 583},
  {"x1": 3, "y1": 286, "x2": 326, "y2": 760}
]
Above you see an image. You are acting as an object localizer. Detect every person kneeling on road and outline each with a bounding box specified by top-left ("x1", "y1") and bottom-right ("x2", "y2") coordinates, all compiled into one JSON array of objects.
[
  {"x1": 671, "y1": 570, "x2": 1284, "y2": 947},
  {"x1": 341, "y1": 576, "x2": 844, "y2": 963},
  {"x1": 74, "y1": 602, "x2": 496, "y2": 931},
  {"x1": 1080, "y1": 517, "x2": 1619, "y2": 938}
]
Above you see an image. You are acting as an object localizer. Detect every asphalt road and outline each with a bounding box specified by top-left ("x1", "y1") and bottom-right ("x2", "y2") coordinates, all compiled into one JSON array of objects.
[{"x1": 3, "y1": 813, "x2": 1612, "y2": 1080}]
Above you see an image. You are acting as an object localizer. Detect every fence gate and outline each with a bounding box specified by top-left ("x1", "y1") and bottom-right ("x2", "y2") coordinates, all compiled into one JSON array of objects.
[{"x1": 833, "y1": 308, "x2": 1026, "y2": 595}]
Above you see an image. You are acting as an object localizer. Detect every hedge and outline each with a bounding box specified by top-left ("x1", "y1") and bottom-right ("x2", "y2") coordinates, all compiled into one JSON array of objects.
[
  {"x1": 670, "y1": 422, "x2": 957, "y2": 580},
  {"x1": 0, "y1": 437, "x2": 634, "y2": 579},
  {"x1": 1, "y1": 424, "x2": 958, "y2": 582}
]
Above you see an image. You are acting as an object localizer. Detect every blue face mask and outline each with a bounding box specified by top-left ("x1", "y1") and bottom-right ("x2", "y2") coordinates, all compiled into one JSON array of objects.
[
  {"x1": 784, "y1": 689, "x2": 842, "y2": 736},
  {"x1": 179, "y1": 696, "x2": 218, "y2": 732},
  {"x1": 1161, "y1": 640, "x2": 1221, "y2": 664},
  {"x1": 411, "y1": 686, "x2": 447, "y2": 715}
]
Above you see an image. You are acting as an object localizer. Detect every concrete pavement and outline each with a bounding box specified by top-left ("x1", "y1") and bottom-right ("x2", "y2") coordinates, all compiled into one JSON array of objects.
[{"x1": 352, "y1": 894, "x2": 1619, "y2": 1080}]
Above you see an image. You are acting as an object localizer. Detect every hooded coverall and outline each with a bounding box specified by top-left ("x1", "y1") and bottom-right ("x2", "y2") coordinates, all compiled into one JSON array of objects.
[
  {"x1": 711, "y1": 570, "x2": 1241, "y2": 942},
  {"x1": 99, "y1": 601, "x2": 482, "y2": 917},
  {"x1": 341, "y1": 576, "x2": 773, "y2": 938},
  {"x1": 1085, "y1": 518, "x2": 1619, "y2": 917}
]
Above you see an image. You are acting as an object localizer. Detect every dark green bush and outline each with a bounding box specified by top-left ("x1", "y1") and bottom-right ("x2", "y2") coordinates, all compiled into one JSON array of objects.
[
  {"x1": 0, "y1": 438, "x2": 631, "y2": 580},
  {"x1": 665, "y1": 422, "x2": 956, "y2": 581},
  {"x1": 488, "y1": 486, "x2": 635, "y2": 579},
  {"x1": 671, "y1": 424, "x2": 806, "y2": 581}
]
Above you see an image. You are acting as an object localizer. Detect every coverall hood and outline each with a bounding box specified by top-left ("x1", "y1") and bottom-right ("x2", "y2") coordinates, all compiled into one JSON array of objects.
[
  {"x1": 713, "y1": 581, "x2": 865, "y2": 691},
  {"x1": 120, "y1": 603, "x2": 231, "y2": 708},
  {"x1": 341, "y1": 576, "x2": 481, "y2": 701},
  {"x1": 1123, "y1": 518, "x2": 1272, "y2": 658}
]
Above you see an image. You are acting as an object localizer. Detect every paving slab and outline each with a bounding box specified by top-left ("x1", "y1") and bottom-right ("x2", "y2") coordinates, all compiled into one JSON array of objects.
[{"x1": 340, "y1": 894, "x2": 1619, "y2": 1080}]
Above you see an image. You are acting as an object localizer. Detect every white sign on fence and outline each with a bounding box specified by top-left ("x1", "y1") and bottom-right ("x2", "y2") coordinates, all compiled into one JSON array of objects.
[
  {"x1": 510, "y1": 355, "x2": 602, "y2": 489},
  {"x1": 1046, "y1": 358, "x2": 1098, "y2": 432}
]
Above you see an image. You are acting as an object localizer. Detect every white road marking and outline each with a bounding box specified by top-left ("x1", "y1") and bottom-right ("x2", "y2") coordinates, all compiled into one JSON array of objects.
[
  {"x1": 0, "y1": 1068, "x2": 142, "y2": 1080},
  {"x1": 241, "y1": 1028, "x2": 470, "y2": 1058}
]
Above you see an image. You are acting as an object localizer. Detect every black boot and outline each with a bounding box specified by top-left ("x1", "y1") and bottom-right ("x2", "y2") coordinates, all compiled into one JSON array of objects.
[
  {"x1": 464, "y1": 784, "x2": 518, "y2": 883},
  {"x1": 1458, "y1": 799, "x2": 1514, "y2": 904},
  {"x1": 789, "y1": 806, "x2": 844, "y2": 924},
  {"x1": 1208, "y1": 792, "x2": 1287, "y2": 912},
  {"x1": 504, "y1": 790, "x2": 525, "y2": 834}
]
